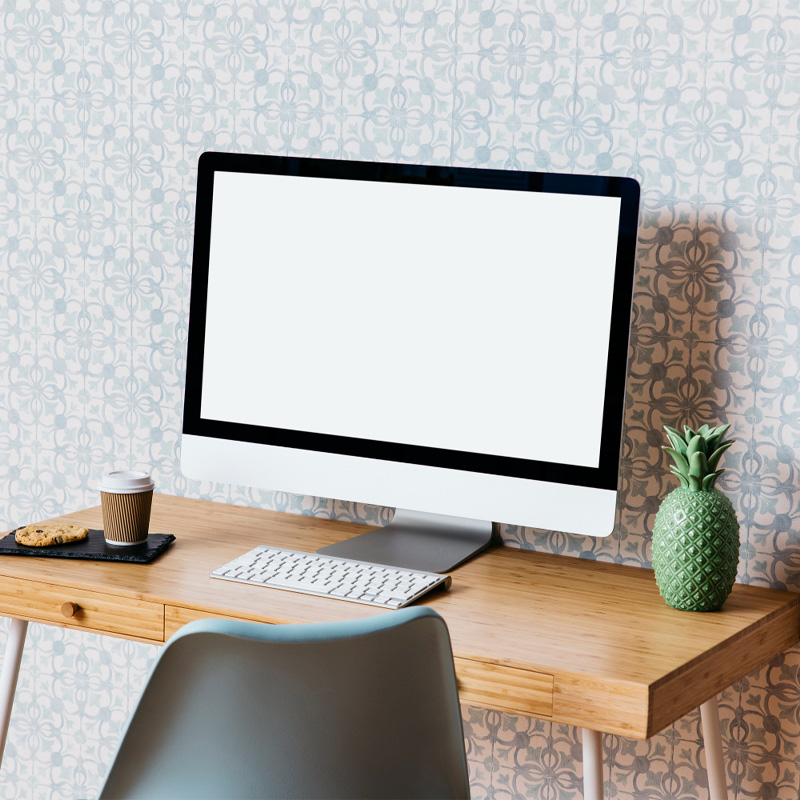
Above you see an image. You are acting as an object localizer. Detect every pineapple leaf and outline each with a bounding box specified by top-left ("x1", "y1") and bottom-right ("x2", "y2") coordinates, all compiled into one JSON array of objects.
[
  {"x1": 707, "y1": 440, "x2": 734, "y2": 472},
  {"x1": 686, "y1": 434, "x2": 706, "y2": 460},
  {"x1": 706, "y1": 423, "x2": 732, "y2": 451},
  {"x1": 663, "y1": 447, "x2": 689, "y2": 476},
  {"x1": 689, "y1": 451, "x2": 708, "y2": 480},
  {"x1": 664, "y1": 427, "x2": 688, "y2": 454},
  {"x1": 714, "y1": 423, "x2": 731, "y2": 439},
  {"x1": 670, "y1": 466, "x2": 690, "y2": 488},
  {"x1": 705, "y1": 433, "x2": 722, "y2": 451},
  {"x1": 664, "y1": 425, "x2": 685, "y2": 441},
  {"x1": 662, "y1": 421, "x2": 734, "y2": 490},
  {"x1": 702, "y1": 469, "x2": 725, "y2": 490}
]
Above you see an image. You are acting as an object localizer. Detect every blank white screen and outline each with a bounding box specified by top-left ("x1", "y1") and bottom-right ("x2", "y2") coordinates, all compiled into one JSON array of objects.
[{"x1": 200, "y1": 171, "x2": 621, "y2": 469}]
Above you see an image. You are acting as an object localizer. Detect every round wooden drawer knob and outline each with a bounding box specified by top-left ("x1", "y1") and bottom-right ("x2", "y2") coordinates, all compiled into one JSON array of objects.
[{"x1": 60, "y1": 602, "x2": 79, "y2": 618}]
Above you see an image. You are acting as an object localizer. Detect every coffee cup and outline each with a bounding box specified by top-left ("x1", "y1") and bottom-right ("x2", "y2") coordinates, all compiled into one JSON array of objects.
[{"x1": 99, "y1": 471, "x2": 155, "y2": 546}]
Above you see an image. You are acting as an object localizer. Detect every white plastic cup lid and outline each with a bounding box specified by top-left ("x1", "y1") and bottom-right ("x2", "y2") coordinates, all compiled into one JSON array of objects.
[{"x1": 99, "y1": 470, "x2": 155, "y2": 494}]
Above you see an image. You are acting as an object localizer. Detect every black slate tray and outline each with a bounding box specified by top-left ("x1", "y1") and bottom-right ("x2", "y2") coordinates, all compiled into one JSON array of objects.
[{"x1": 0, "y1": 529, "x2": 175, "y2": 564}]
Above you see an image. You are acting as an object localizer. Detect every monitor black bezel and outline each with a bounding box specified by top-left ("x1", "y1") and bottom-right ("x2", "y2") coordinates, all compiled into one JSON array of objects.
[{"x1": 183, "y1": 152, "x2": 639, "y2": 491}]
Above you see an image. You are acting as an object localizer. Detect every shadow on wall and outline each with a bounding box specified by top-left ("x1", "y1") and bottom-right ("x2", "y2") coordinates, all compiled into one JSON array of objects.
[{"x1": 501, "y1": 207, "x2": 800, "y2": 590}]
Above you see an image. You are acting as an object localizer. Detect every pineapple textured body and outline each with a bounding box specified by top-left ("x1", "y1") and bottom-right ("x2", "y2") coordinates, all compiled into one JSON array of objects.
[{"x1": 652, "y1": 487, "x2": 740, "y2": 612}]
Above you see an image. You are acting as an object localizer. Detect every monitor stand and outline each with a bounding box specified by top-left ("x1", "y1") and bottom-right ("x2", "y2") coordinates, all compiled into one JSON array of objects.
[{"x1": 316, "y1": 509, "x2": 494, "y2": 573}]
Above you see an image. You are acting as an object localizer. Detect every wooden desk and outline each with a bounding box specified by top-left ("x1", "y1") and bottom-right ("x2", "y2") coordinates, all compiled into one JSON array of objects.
[{"x1": 1, "y1": 494, "x2": 798, "y2": 800}]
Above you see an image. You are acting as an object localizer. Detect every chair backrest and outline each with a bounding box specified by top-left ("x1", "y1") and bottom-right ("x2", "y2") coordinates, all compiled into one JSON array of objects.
[{"x1": 98, "y1": 607, "x2": 470, "y2": 799}]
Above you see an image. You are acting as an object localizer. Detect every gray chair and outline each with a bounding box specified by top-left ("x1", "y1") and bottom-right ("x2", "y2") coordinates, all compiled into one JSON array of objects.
[{"x1": 98, "y1": 607, "x2": 470, "y2": 799}]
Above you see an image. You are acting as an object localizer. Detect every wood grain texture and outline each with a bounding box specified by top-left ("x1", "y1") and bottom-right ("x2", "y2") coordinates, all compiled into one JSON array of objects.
[
  {"x1": 455, "y1": 658, "x2": 553, "y2": 717},
  {"x1": 1, "y1": 493, "x2": 798, "y2": 738},
  {"x1": 0, "y1": 575, "x2": 164, "y2": 643},
  {"x1": 647, "y1": 607, "x2": 800, "y2": 736},
  {"x1": 552, "y1": 671, "x2": 649, "y2": 737},
  {"x1": 165, "y1": 604, "x2": 272, "y2": 639}
]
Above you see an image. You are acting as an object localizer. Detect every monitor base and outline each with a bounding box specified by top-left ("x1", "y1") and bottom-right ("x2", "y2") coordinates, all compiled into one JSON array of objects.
[{"x1": 316, "y1": 509, "x2": 494, "y2": 573}]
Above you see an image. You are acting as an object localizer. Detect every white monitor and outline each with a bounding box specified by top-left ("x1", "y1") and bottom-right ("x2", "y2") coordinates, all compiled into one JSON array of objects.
[{"x1": 182, "y1": 154, "x2": 639, "y2": 572}]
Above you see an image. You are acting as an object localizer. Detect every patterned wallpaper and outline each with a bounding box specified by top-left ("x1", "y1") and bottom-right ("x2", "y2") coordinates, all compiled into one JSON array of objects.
[{"x1": 2, "y1": 0, "x2": 800, "y2": 797}]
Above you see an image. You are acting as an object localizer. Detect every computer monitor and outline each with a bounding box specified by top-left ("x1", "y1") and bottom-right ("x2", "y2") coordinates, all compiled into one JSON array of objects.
[{"x1": 181, "y1": 153, "x2": 639, "y2": 573}]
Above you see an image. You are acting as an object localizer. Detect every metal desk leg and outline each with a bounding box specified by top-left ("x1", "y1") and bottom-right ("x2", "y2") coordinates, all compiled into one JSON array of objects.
[
  {"x1": 0, "y1": 619, "x2": 28, "y2": 767},
  {"x1": 582, "y1": 728, "x2": 604, "y2": 800},
  {"x1": 700, "y1": 697, "x2": 729, "y2": 800}
]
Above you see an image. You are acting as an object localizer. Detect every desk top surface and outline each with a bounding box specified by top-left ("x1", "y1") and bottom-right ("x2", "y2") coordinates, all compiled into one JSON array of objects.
[{"x1": 3, "y1": 493, "x2": 798, "y2": 738}]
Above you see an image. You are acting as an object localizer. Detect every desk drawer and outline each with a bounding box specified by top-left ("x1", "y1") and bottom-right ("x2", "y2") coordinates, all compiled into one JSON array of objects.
[
  {"x1": 455, "y1": 657, "x2": 554, "y2": 718},
  {"x1": 0, "y1": 576, "x2": 164, "y2": 642},
  {"x1": 165, "y1": 605, "x2": 271, "y2": 640}
]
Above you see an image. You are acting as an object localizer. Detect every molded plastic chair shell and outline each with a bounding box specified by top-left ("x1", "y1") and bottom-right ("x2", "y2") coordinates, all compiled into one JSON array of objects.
[{"x1": 98, "y1": 607, "x2": 470, "y2": 799}]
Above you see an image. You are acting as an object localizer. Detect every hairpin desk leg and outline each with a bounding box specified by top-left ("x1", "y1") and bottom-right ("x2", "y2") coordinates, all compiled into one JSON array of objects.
[
  {"x1": 700, "y1": 696, "x2": 729, "y2": 800},
  {"x1": 582, "y1": 728, "x2": 604, "y2": 800},
  {"x1": 0, "y1": 618, "x2": 28, "y2": 768}
]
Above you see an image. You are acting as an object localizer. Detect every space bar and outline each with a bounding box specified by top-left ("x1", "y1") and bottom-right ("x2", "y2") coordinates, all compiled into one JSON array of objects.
[{"x1": 266, "y1": 578, "x2": 327, "y2": 592}]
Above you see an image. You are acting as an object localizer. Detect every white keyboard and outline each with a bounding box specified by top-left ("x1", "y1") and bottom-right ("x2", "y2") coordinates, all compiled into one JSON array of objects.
[{"x1": 210, "y1": 546, "x2": 452, "y2": 609}]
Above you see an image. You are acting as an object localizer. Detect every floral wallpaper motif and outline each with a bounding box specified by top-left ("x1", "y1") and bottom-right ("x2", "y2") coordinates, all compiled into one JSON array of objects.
[{"x1": 2, "y1": 0, "x2": 800, "y2": 797}]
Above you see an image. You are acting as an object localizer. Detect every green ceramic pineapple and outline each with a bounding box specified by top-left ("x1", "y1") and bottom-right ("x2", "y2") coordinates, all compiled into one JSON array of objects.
[{"x1": 652, "y1": 424, "x2": 740, "y2": 612}]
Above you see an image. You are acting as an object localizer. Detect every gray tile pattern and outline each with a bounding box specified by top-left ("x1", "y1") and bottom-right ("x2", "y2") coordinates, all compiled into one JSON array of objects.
[{"x1": 2, "y1": 0, "x2": 800, "y2": 797}]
